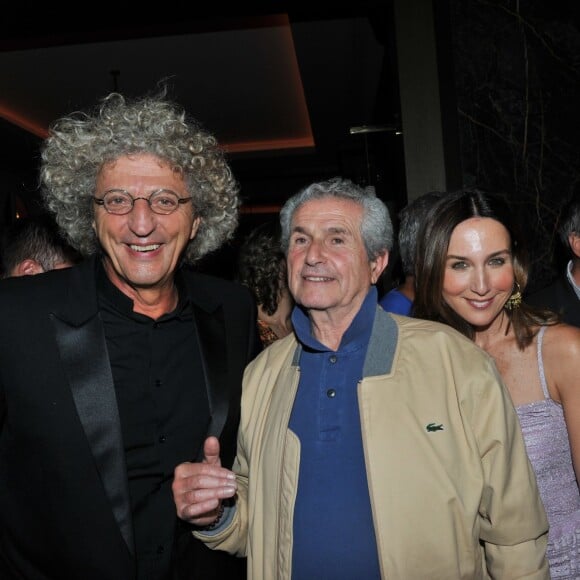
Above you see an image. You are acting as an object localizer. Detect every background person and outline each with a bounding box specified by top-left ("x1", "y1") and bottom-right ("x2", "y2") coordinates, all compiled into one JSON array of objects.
[
  {"x1": 173, "y1": 177, "x2": 549, "y2": 579},
  {"x1": 0, "y1": 90, "x2": 260, "y2": 580},
  {"x1": 413, "y1": 188, "x2": 580, "y2": 579},
  {"x1": 0, "y1": 214, "x2": 81, "y2": 277},
  {"x1": 237, "y1": 220, "x2": 293, "y2": 348},
  {"x1": 378, "y1": 190, "x2": 444, "y2": 315},
  {"x1": 527, "y1": 192, "x2": 580, "y2": 326}
]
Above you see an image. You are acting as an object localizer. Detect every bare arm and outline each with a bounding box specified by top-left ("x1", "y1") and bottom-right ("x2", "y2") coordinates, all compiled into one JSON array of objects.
[{"x1": 546, "y1": 324, "x2": 580, "y2": 483}]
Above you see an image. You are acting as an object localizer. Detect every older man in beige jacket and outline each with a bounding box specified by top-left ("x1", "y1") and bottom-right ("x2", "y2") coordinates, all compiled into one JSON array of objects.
[{"x1": 174, "y1": 177, "x2": 549, "y2": 579}]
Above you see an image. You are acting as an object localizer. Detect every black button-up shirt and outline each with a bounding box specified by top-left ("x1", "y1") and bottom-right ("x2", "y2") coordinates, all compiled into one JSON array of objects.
[{"x1": 97, "y1": 264, "x2": 210, "y2": 579}]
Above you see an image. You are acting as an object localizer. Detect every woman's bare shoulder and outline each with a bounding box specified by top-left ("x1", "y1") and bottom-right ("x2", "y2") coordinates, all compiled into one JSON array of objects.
[{"x1": 542, "y1": 323, "x2": 580, "y2": 366}]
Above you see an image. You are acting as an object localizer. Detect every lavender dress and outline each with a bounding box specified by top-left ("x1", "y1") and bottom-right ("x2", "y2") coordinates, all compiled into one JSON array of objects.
[{"x1": 516, "y1": 326, "x2": 580, "y2": 578}]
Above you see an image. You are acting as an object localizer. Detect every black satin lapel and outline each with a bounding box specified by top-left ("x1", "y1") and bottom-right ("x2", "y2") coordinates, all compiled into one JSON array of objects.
[
  {"x1": 193, "y1": 303, "x2": 229, "y2": 457},
  {"x1": 51, "y1": 313, "x2": 134, "y2": 555}
]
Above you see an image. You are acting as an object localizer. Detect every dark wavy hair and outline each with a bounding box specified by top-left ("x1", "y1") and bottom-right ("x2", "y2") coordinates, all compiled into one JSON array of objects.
[
  {"x1": 413, "y1": 189, "x2": 558, "y2": 349},
  {"x1": 40, "y1": 89, "x2": 239, "y2": 265},
  {"x1": 237, "y1": 221, "x2": 287, "y2": 316}
]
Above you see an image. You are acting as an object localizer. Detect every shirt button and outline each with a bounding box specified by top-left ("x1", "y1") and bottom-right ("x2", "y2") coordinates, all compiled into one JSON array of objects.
[
  {"x1": 155, "y1": 379, "x2": 163, "y2": 388},
  {"x1": 156, "y1": 545, "x2": 165, "y2": 554},
  {"x1": 326, "y1": 389, "x2": 336, "y2": 398},
  {"x1": 329, "y1": 355, "x2": 337, "y2": 363},
  {"x1": 159, "y1": 435, "x2": 167, "y2": 443}
]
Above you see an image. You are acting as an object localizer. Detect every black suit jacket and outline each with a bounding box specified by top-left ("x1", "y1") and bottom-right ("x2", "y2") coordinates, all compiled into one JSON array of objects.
[
  {"x1": 527, "y1": 274, "x2": 580, "y2": 327},
  {"x1": 0, "y1": 256, "x2": 260, "y2": 580}
]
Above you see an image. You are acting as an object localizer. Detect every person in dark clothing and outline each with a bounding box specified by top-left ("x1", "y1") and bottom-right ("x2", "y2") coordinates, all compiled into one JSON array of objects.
[
  {"x1": 0, "y1": 214, "x2": 81, "y2": 278},
  {"x1": 0, "y1": 89, "x2": 260, "y2": 580},
  {"x1": 378, "y1": 191, "x2": 444, "y2": 315},
  {"x1": 528, "y1": 192, "x2": 580, "y2": 327}
]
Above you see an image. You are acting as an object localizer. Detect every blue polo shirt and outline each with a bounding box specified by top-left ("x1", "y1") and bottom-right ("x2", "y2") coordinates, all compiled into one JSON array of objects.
[
  {"x1": 379, "y1": 287, "x2": 413, "y2": 316},
  {"x1": 289, "y1": 287, "x2": 381, "y2": 579}
]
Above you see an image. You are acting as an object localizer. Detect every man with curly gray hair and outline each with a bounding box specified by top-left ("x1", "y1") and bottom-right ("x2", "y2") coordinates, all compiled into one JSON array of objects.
[{"x1": 0, "y1": 91, "x2": 260, "y2": 580}]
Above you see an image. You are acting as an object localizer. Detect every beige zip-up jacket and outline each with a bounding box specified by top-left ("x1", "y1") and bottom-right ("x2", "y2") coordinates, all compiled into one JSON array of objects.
[{"x1": 196, "y1": 308, "x2": 549, "y2": 579}]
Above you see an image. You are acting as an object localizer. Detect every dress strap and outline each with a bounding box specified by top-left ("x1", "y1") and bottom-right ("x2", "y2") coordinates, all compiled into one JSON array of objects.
[{"x1": 536, "y1": 326, "x2": 550, "y2": 399}]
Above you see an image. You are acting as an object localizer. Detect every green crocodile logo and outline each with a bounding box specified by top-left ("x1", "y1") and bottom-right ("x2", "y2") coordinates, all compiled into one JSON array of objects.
[{"x1": 426, "y1": 422, "x2": 444, "y2": 432}]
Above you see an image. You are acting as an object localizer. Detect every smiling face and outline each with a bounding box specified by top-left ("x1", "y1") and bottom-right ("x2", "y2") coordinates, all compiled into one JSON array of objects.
[
  {"x1": 287, "y1": 196, "x2": 388, "y2": 327},
  {"x1": 93, "y1": 153, "x2": 200, "y2": 298},
  {"x1": 442, "y1": 217, "x2": 514, "y2": 331}
]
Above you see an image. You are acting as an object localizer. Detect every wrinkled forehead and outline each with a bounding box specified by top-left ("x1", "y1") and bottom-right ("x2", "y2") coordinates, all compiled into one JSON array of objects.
[{"x1": 292, "y1": 197, "x2": 363, "y2": 226}]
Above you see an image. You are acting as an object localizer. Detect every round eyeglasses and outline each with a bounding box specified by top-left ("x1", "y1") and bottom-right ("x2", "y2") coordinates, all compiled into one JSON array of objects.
[{"x1": 93, "y1": 189, "x2": 194, "y2": 215}]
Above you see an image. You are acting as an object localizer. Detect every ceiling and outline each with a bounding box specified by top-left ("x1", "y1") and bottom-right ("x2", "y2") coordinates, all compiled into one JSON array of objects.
[{"x1": 0, "y1": 4, "x2": 402, "y2": 218}]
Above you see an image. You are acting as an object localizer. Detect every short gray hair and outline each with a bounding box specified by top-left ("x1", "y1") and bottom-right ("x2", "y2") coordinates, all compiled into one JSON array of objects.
[{"x1": 279, "y1": 177, "x2": 393, "y2": 260}]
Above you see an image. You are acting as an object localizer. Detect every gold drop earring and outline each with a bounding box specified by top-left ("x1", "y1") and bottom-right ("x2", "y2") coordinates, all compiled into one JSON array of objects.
[{"x1": 505, "y1": 281, "x2": 522, "y2": 311}]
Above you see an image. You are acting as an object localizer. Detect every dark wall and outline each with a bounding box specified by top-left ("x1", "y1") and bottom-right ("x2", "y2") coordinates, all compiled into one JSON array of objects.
[{"x1": 450, "y1": 0, "x2": 580, "y2": 292}]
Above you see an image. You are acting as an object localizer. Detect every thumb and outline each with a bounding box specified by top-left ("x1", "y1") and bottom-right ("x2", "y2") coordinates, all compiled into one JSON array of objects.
[{"x1": 202, "y1": 436, "x2": 221, "y2": 467}]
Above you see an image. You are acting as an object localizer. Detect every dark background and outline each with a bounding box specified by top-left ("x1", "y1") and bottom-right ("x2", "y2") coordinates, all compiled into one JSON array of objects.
[
  {"x1": 452, "y1": 0, "x2": 580, "y2": 291},
  {"x1": 0, "y1": 0, "x2": 578, "y2": 290}
]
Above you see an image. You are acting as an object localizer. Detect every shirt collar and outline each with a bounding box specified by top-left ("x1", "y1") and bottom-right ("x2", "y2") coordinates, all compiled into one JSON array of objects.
[
  {"x1": 96, "y1": 260, "x2": 191, "y2": 321},
  {"x1": 292, "y1": 286, "x2": 378, "y2": 352},
  {"x1": 566, "y1": 260, "x2": 580, "y2": 300}
]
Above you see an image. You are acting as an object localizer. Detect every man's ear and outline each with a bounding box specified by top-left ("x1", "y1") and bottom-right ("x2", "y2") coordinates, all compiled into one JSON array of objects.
[
  {"x1": 370, "y1": 251, "x2": 389, "y2": 285},
  {"x1": 190, "y1": 216, "x2": 202, "y2": 240},
  {"x1": 13, "y1": 259, "x2": 45, "y2": 277},
  {"x1": 569, "y1": 233, "x2": 580, "y2": 259}
]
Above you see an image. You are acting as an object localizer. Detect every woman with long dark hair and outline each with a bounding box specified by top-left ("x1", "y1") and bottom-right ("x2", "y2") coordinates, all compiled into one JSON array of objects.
[{"x1": 414, "y1": 189, "x2": 580, "y2": 579}]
